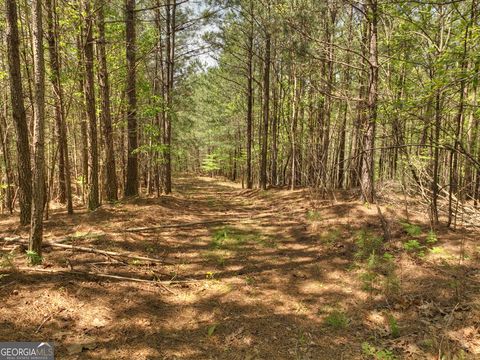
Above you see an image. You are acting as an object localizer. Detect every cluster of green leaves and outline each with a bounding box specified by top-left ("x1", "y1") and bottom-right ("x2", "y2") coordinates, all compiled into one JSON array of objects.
[
  {"x1": 324, "y1": 310, "x2": 349, "y2": 330},
  {"x1": 355, "y1": 230, "x2": 384, "y2": 261},
  {"x1": 361, "y1": 342, "x2": 397, "y2": 360},
  {"x1": 26, "y1": 250, "x2": 42, "y2": 265},
  {"x1": 400, "y1": 221, "x2": 439, "y2": 257},
  {"x1": 355, "y1": 231, "x2": 400, "y2": 298}
]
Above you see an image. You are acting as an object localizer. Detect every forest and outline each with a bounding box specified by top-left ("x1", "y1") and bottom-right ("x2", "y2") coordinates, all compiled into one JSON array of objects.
[{"x1": 0, "y1": 0, "x2": 479, "y2": 359}]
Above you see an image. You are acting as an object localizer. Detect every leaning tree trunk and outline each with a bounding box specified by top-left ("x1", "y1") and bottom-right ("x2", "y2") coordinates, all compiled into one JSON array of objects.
[
  {"x1": 125, "y1": 0, "x2": 139, "y2": 197},
  {"x1": 5, "y1": 0, "x2": 32, "y2": 226},
  {"x1": 30, "y1": 0, "x2": 46, "y2": 253}
]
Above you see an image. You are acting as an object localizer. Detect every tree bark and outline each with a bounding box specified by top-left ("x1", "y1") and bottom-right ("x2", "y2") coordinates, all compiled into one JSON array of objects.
[
  {"x1": 84, "y1": 0, "x2": 100, "y2": 210},
  {"x1": 46, "y1": 0, "x2": 73, "y2": 214},
  {"x1": 246, "y1": 0, "x2": 254, "y2": 189},
  {"x1": 260, "y1": 32, "x2": 271, "y2": 190},
  {"x1": 360, "y1": 0, "x2": 378, "y2": 203},
  {"x1": 163, "y1": 0, "x2": 176, "y2": 194},
  {"x1": 125, "y1": 0, "x2": 139, "y2": 197},
  {"x1": 5, "y1": 0, "x2": 32, "y2": 226},
  {"x1": 30, "y1": 0, "x2": 46, "y2": 253},
  {"x1": 97, "y1": 0, "x2": 118, "y2": 201}
]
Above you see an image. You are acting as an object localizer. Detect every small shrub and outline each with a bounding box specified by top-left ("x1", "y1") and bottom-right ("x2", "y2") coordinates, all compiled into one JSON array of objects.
[
  {"x1": 355, "y1": 230, "x2": 383, "y2": 260},
  {"x1": 245, "y1": 276, "x2": 255, "y2": 285},
  {"x1": 381, "y1": 253, "x2": 396, "y2": 274},
  {"x1": 306, "y1": 210, "x2": 322, "y2": 221},
  {"x1": 320, "y1": 228, "x2": 341, "y2": 245},
  {"x1": 204, "y1": 251, "x2": 227, "y2": 266},
  {"x1": 383, "y1": 274, "x2": 401, "y2": 298},
  {"x1": 387, "y1": 314, "x2": 400, "y2": 337},
  {"x1": 362, "y1": 342, "x2": 396, "y2": 360},
  {"x1": 26, "y1": 250, "x2": 42, "y2": 265},
  {"x1": 211, "y1": 227, "x2": 259, "y2": 250},
  {"x1": 207, "y1": 324, "x2": 217, "y2": 337},
  {"x1": 360, "y1": 271, "x2": 378, "y2": 292},
  {"x1": 426, "y1": 230, "x2": 438, "y2": 244},
  {"x1": 430, "y1": 246, "x2": 445, "y2": 255},
  {"x1": 325, "y1": 310, "x2": 349, "y2": 329},
  {"x1": 403, "y1": 239, "x2": 422, "y2": 252},
  {"x1": 0, "y1": 253, "x2": 15, "y2": 269},
  {"x1": 400, "y1": 221, "x2": 422, "y2": 237}
]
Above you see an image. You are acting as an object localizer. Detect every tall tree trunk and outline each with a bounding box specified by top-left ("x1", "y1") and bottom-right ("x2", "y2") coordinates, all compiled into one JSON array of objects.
[
  {"x1": 320, "y1": 4, "x2": 336, "y2": 190},
  {"x1": 163, "y1": 0, "x2": 176, "y2": 194},
  {"x1": 271, "y1": 62, "x2": 279, "y2": 186},
  {"x1": 447, "y1": 3, "x2": 472, "y2": 227},
  {"x1": 125, "y1": 0, "x2": 139, "y2": 196},
  {"x1": 46, "y1": 0, "x2": 73, "y2": 214},
  {"x1": 360, "y1": 0, "x2": 378, "y2": 203},
  {"x1": 30, "y1": 0, "x2": 46, "y2": 253},
  {"x1": 76, "y1": 34, "x2": 89, "y2": 203},
  {"x1": 84, "y1": 0, "x2": 100, "y2": 209},
  {"x1": 431, "y1": 87, "x2": 441, "y2": 225},
  {"x1": 245, "y1": 0, "x2": 254, "y2": 189},
  {"x1": 337, "y1": 25, "x2": 351, "y2": 188},
  {"x1": 291, "y1": 68, "x2": 298, "y2": 191},
  {"x1": 97, "y1": 0, "x2": 118, "y2": 201},
  {"x1": 0, "y1": 98, "x2": 14, "y2": 213},
  {"x1": 5, "y1": 0, "x2": 32, "y2": 226},
  {"x1": 260, "y1": 32, "x2": 271, "y2": 190}
]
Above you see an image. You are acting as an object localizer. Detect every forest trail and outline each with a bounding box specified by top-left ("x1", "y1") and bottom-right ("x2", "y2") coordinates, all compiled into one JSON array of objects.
[{"x1": 1, "y1": 176, "x2": 479, "y2": 359}]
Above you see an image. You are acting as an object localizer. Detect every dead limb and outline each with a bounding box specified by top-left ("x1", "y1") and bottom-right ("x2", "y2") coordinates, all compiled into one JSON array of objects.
[
  {"x1": 35, "y1": 308, "x2": 65, "y2": 334},
  {"x1": 3, "y1": 237, "x2": 173, "y2": 265},
  {"x1": 17, "y1": 267, "x2": 196, "y2": 295}
]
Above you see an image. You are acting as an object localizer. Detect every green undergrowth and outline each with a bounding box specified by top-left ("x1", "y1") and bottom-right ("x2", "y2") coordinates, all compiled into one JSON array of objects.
[{"x1": 205, "y1": 226, "x2": 277, "y2": 266}]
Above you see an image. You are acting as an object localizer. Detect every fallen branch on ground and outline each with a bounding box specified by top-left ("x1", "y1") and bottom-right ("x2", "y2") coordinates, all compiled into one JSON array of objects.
[
  {"x1": 3, "y1": 237, "x2": 173, "y2": 265},
  {"x1": 16, "y1": 267, "x2": 204, "y2": 293},
  {"x1": 35, "y1": 308, "x2": 65, "y2": 334}
]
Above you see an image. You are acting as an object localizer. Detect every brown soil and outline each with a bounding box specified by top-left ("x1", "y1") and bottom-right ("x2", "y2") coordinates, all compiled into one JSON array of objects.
[{"x1": 0, "y1": 176, "x2": 479, "y2": 359}]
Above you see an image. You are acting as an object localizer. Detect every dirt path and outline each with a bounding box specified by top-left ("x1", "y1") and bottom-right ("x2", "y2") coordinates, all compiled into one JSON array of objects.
[{"x1": 0, "y1": 176, "x2": 479, "y2": 359}]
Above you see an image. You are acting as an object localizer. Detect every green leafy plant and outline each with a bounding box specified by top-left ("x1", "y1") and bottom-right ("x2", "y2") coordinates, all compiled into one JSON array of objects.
[
  {"x1": 430, "y1": 246, "x2": 445, "y2": 255},
  {"x1": 400, "y1": 221, "x2": 422, "y2": 237},
  {"x1": 360, "y1": 271, "x2": 378, "y2": 292},
  {"x1": 403, "y1": 239, "x2": 421, "y2": 252},
  {"x1": 306, "y1": 210, "x2": 322, "y2": 221},
  {"x1": 202, "y1": 153, "x2": 221, "y2": 173},
  {"x1": 245, "y1": 276, "x2": 255, "y2": 285},
  {"x1": 26, "y1": 250, "x2": 42, "y2": 265},
  {"x1": 355, "y1": 230, "x2": 383, "y2": 260},
  {"x1": 426, "y1": 230, "x2": 437, "y2": 244},
  {"x1": 0, "y1": 253, "x2": 15, "y2": 269},
  {"x1": 324, "y1": 310, "x2": 349, "y2": 329},
  {"x1": 207, "y1": 324, "x2": 217, "y2": 337},
  {"x1": 204, "y1": 251, "x2": 227, "y2": 266},
  {"x1": 387, "y1": 314, "x2": 400, "y2": 337},
  {"x1": 211, "y1": 226, "x2": 262, "y2": 250},
  {"x1": 320, "y1": 228, "x2": 341, "y2": 245},
  {"x1": 383, "y1": 274, "x2": 401, "y2": 298},
  {"x1": 362, "y1": 342, "x2": 396, "y2": 359}
]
